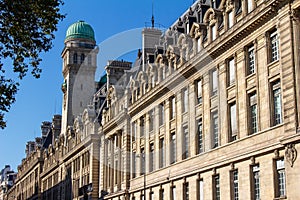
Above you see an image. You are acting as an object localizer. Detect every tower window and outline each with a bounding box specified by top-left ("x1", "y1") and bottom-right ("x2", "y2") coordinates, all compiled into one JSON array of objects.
[
  {"x1": 73, "y1": 53, "x2": 78, "y2": 64},
  {"x1": 80, "y1": 54, "x2": 85, "y2": 64}
]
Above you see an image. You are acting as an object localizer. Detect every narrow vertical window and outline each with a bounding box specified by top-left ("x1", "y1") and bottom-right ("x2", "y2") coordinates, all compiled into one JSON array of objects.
[
  {"x1": 212, "y1": 111, "x2": 219, "y2": 148},
  {"x1": 251, "y1": 165, "x2": 260, "y2": 200},
  {"x1": 275, "y1": 158, "x2": 286, "y2": 198},
  {"x1": 228, "y1": 11, "x2": 234, "y2": 28},
  {"x1": 80, "y1": 53, "x2": 85, "y2": 64},
  {"x1": 211, "y1": 25, "x2": 216, "y2": 41},
  {"x1": 132, "y1": 152, "x2": 136, "y2": 178},
  {"x1": 159, "y1": 138, "x2": 165, "y2": 168},
  {"x1": 182, "y1": 88, "x2": 188, "y2": 113},
  {"x1": 149, "y1": 143, "x2": 154, "y2": 172},
  {"x1": 249, "y1": 93, "x2": 258, "y2": 134},
  {"x1": 213, "y1": 175, "x2": 220, "y2": 200},
  {"x1": 270, "y1": 30, "x2": 279, "y2": 62},
  {"x1": 198, "y1": 179, "x2": 204, "y2": 200},
  {"x1": 197, "y1": 119, "x2": 203, "y2": 154},
  {"x1": 197, "y1": 38, "x2": 201, "y2": 52},
  {"x1": 170, "y1": 132, "x2": 176, "y2": 164},
  {"x1": 196, "y1": 79, "x2": 202, "y2": 104},
  {"x1": 247, "y1": 0, "x2": 254, "y2": 13},
  {"x1": 171, "y1": 186, "x2": 176, "y2": 200},
  {"x1": 170, "y1": 96, "x2": 176, "y2": 119},
  {"x1": 140, "y1": 117, "x2": 145, "y2": 137},
  {"x1": 272, "y1": 80, "x2": 282, "y2": 125},
  {"x1": 73, "y1": 53, "x2": 78, "y2": 64},
  {"x1": 150, "y1": 192, "x2": 154, "y2": 200},
  {"x1": 231, "y1": 170, "x2": 239, "y2": 200},
  {"x1": 184, "y1": 182, "x2": 189, "y2": 200},
  {"x1": 140, "y1": 148, "x2": 145, "y2": 176},
  {"x1": 159, "y1": 103, "x2": 165, "y2": 126},
  {"x1": 149, "y1": 110, "x2": 154, "y2": 132},
  {"x1": 160, "y1": 189, "x2": 164, "y2": 200},
  {"x1": 182, "y1": 126, "x2": 189, "y2": 159},
  {"x1": 88, "y1": 55, "x2": 92, "y2": 65},
  {"x1": 228, "y1": 58, "x2": 235, "y2": 85},
  {"x1": 247, "y1": 44, "x2": 255, "y2": 75},
  {"x1": 212, "y1": 69, "x2": 218, "y2": 96},
  {"x1": 229, "y1": 102, "x2": 237, "y2": 142}
]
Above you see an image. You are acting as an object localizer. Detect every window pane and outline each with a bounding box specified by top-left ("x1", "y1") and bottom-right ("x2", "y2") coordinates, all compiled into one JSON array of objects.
[
  {"x1": 159, "y1": 104, "x2": 164, "y2": 126},
  {"x1": 230, "y1": 103, "x2": 237, "y2": 140},
  {"x1": 212, "y1": 111, "x2": 219, "y2": 148},
  {"x1": 252, "y1": 165, "x2": 260, "y2": 200},
  {"x1": 199, "y1": 180, "x2": 204, "y2": 200},
  {"x1": 212, "y1": 25, "x2": 216, "y2": 41},
  {"x1": 171, "y1": 97, "x2": 176, "y2": 119},
  {"x1": 197, "y1": 119, "x2": 203, "y2": 154},
  {"x1": 276, "y1": 159, "x2": 286, "y2": 197},
  {"x1": 183, "y1": 127, "x2": 189, "y2": 159},
  {"x1": 228, "y1": 58, "x2": 235, "y2": 85},
  {"x1": 270, "y1": 31, "x2": 279, "y2": 62},
  {"x1": 249, "y1": 93, "x2": 258, "y2": 134},
  {"x1": 248, "y1": 45, "x2": 255, "y2": 74},
  {"x1": 183, "y1": 88, "x2": 188, "y2": 113},
  {"x1": 212, "y1": 69, "x2": 218, "y2": 96},
  {"x1": 273, "y1": 81, "x2": 282, "y2": 125},
  {"x1": 170, "y1": 132, "x2": 176, "y2": 164},
  {"x1": 228, "y1": 11, "x2": 234, "y2": 28},
  {"x1": 214, "y1": 175, "x2": 220, "y2": 200},
  {"x1": 197, "y1": 79, "x2": 202, "y2": 104}
]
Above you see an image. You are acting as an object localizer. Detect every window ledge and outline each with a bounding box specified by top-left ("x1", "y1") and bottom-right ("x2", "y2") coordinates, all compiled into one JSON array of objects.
[
  {"x1": 267, "y1": 59, "x2": 279, "y2": 68},
  {"x1": 273, "y1": 196, "x2": 287, "y2": 200}
]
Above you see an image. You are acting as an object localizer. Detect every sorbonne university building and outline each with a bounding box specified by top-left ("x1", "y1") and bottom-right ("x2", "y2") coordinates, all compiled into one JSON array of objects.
[{"x1": 4, "y1": 0, "x2": 300, "y2": 199}]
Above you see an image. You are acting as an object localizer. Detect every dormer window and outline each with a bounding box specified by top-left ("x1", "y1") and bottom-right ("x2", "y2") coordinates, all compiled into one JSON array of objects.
[
  {"x1": 228, "y1": 10, "x2": 234, "y2": 28},
  {"x1": 211, "y1": 24, "x2": 217, "y2": 41}
]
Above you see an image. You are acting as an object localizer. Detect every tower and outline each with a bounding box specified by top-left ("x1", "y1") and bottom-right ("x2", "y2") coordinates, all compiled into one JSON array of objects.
[{"x1": 61, "y1": 21, "x2": 99, "y2": 135}]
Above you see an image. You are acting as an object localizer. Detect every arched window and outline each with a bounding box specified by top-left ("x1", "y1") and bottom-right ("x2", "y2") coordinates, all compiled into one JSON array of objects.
[
  {"x1": 80, "y1": 54, "x2": 85, "y2": 64},
  {"x1": 73, "y1": 53, "x2": 78, "y2": 64}
]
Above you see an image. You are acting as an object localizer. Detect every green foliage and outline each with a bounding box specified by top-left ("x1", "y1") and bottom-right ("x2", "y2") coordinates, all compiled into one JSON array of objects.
[{"x1": 0, "y1": 0, "x2": 65, "y2": 129}]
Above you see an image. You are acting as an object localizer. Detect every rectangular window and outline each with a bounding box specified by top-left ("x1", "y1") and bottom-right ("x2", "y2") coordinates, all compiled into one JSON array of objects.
[
  {"x1": 171, "y1": 186, "x2": 176, "y2": 200},
  {"x1": 184, "y1": 182, "x2": 189, "y2": 200},
  {"x1": 228, "y1": 11, "x2": 234, "y2": 28},
  {"x1": 182, "y1": 88, "x2": 188, "y2": 113},
  {"x1": 247, "y1": 44, "x2": 255, "y2": 75},
  {"x1": 247, "y1": 0, "x2": 253, "y2": 13},
  {"x1": 196, "y1": 79, "x2": 203, "y2": 104},
  {"x1": 249, "y1": 93, "x2": 258, "y2": 134},
  {"x1": 197, "y1": 119, "x2": 204, "y2": 154},
  {"x1": 212, "y1": 25, "x2": 216, "y2": 41},
  {"x1": 212, "y1": 69, "x2": 218, "y2": 96},
  {"x1": 213, "y1": 175, "x2": 220, "y2": 200},
  {"x1": 197, "y1": 38, "x2": 201, "y2": 52},
  {"x1": 150, "y1": 192, "x2": 154, "y2": 200},
  {"x1": 182, "y1": 126, "x2": 189, "y2": 159},
  {"x1": 149, "y1": 110, "x2": 154, "y2": 132},
  {"x1": 228, "y1": 58, "x2": 235, "y2": 85},
  {"x1": 270, "y1": 30, "x2": 279, "y2": 62},
  {"x1": 140, "y1": 148, "x2": 145, "y2": 176},
  {"x1": 170, "y1": 96, "x2": 176, "y2": 119},
  {"x1": 212, "y1": 111, "x2": 219, "y2": 148},
  {"x1": 229, "y1": 102, "x2": 237, "y2": 142},
  {"x1": 272, "y1": 81, "x2": 282, "y2": 125},
  {"x1": 132, "y1": 152, "x2": 136, "y2": 178},
  {"x1": 149, "y1": 143, "x2": 154, "y2": 172},
  {"x1": 159, "y1": 103, "x2": 164, "y2": 126},
  {"x1": 170, "y1": 132, "x2": 176, "y2": 164},
  {"x1": 275, "y1": 158, "x2": 286, "y2": 198},
  {"x1": 88, "y1": 55, "x2": 92, "y2": 65},
  {"x1": 140, "y1": 117, "x2": 145, "y2": 137},
  {"x1": 198, "y1": 179, "x2": 204, "y2": 200},
  {"x1": 231, "y1": 170, "x2": 239, "y2": 200},
  {"x1": 159, "y1": 138, "x2": 165, "y2": 168},
  {"x1": 251, "y1": 165, "x2": 260, "y2": 200},
  {"x1": 160, "y1": 189, "x2": 164, "y2": 200}
]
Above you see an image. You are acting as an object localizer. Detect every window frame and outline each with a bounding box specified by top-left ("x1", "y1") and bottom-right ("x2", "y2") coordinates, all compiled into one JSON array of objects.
[
  {"x1": 271, "y1": 80, "x2": 283, "y2": 126},
  {"x1": 248, "y1": 92, "x2": 258, "y2": 135}
]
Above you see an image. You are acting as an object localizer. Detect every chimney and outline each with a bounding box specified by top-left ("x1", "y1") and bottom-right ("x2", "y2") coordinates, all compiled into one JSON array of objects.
[{"x1": 52, "y1": 114, "x2": 62, "y2": 144}]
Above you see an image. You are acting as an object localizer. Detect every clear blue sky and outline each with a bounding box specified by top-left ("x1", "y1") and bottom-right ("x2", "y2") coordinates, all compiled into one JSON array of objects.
[{"x1": 0, "y1": 0, "x2": 193, "y2": 171}]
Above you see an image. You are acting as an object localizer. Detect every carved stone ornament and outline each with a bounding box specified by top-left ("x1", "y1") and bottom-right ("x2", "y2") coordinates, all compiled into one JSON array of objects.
[{"x1": 285, "y1": 143, "x2": 297, "y2": 167}]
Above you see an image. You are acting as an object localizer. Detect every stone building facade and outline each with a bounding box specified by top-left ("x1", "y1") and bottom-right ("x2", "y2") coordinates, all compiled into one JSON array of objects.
[{"x1": 100, "y1": 0, "x2": 300, "y2": 199}]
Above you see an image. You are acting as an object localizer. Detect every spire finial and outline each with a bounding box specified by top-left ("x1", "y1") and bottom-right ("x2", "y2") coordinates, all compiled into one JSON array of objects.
[{"x1": 151, "y1": 0, "x2": 155, "y2": 28}]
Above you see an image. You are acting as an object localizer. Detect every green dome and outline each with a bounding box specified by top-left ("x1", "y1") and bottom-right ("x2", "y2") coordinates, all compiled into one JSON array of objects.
[{"x1": 65, "y1": 20, "x2": 95, "y2": 42}]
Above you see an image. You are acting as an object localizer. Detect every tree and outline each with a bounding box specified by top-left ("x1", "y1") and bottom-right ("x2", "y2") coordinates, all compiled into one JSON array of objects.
[{"x1": 0, "y1": 0, "x2": 65, "y2": 129}]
